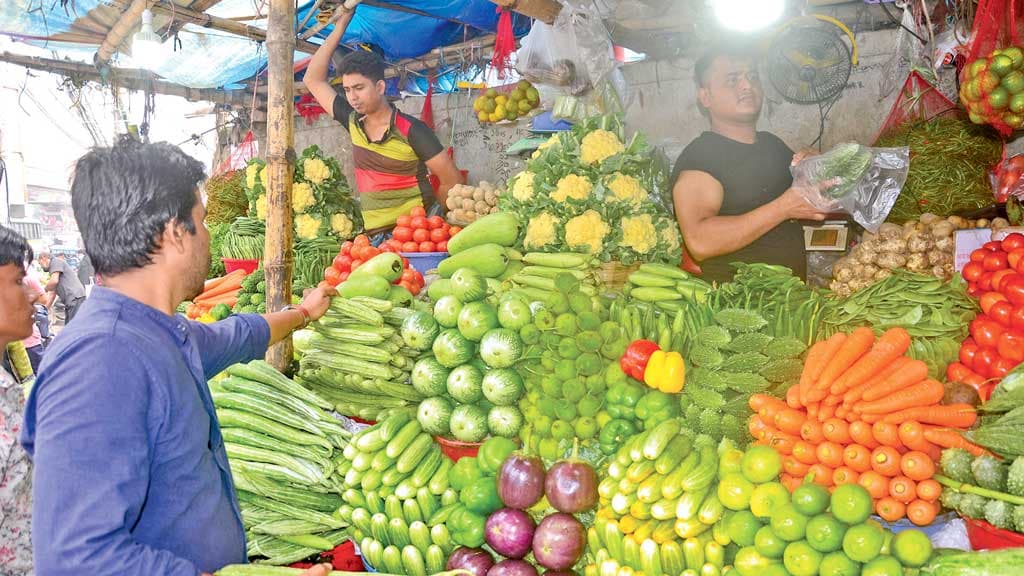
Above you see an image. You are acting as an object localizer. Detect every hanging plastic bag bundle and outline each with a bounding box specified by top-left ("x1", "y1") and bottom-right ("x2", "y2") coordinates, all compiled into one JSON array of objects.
[{"x1": 790, "y1": 143, "x2": 910, "y2": 233}]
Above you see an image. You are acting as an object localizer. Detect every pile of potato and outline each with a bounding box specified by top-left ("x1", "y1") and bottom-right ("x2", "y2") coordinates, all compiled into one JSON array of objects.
[
  {"x1": 830, "y1": 213, "x2": 1011, "y2": 296},
  {"x1": 446, "y1": 181, "x2": 503, "y2": 225}
]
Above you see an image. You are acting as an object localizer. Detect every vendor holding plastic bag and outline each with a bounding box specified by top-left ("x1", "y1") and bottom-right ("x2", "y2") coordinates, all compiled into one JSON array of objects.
[{"x1": 671, "y1": 45, "x2": 828, "y2": 282}]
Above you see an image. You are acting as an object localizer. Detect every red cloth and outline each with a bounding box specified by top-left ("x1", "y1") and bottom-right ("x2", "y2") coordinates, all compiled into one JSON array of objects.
[
  {"x1": 289, "y1": 540, "x2": 366, "y2": 571},
  {"x1": 491, "y1": 7, "x2": 516, "y2": 78}
]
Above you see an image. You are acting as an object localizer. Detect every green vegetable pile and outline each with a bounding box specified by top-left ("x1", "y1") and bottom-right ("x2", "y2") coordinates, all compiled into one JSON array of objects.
[
  {"x1": 207, "y1": 222, "x2": 230, "y2": 279},
  {"x1": 338, "y1": 411, "x2": 458, "y2": 576},
  {"x1": 212, "y1": 361, "x2": 350, "y2": 565},
  {"x1": 963, "y1": 365, "x2": 1024, "y2": 459},
  {"x1": 205, "y1": 169, "x2": 249, "y2": 225},
  {"x1": 499, "y1": 115, "x2": 682, "y2": 265},
  {"x1": 711, "y1": 263, "x2": 827, "y2": 346},
  {"x1": 815, "y1": 143, "x2": 873, "y2": 199},
  {"x1": 441, "y1": 438, "x2": 516, "y2": 548},
  {"x1": 294, "y1": 236, "x2": 340, "y2": 290},
  {"x1": 222, "y1": 217, "x2": 266, "y2": 261},
  {"x1": 937, "y1": 447, "x2": 1024, "y2": 533},
  {"x1": 233, "y1": 269, "x2": 268, "y2": 314},
  {"x1": 819, "y1": 270, "x2": 978, "y2": 379}
]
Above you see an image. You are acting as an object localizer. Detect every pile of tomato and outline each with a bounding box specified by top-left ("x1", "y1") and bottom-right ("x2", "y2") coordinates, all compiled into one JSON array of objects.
[
  {"x1": 949, "y1": 232, "x2": 1024, "y2": 394},
  {"x1": 380, "y1": 206, "x2": 462, "y2": 254},
  {"x1": 324, "y1": 234, "x2": 425, "y2": 295}
]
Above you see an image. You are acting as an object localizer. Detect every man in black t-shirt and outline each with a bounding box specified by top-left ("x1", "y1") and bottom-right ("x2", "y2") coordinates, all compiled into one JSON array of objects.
[{"x1": 672, "y1": 45, "x2": 828, "y2": 282}]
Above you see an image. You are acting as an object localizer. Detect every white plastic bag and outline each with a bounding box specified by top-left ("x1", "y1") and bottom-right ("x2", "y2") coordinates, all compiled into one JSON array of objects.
[
  {"x1": 516, "y1": 7, "x2": 615, "y2": 96},
  {"x1": 791, "y1": 143, "x2": 910, "y2": 233}
]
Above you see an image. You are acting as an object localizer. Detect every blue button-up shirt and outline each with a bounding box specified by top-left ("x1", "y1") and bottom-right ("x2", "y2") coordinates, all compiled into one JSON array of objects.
[{"x1": 21, "y1": 287, "x2": 271, "y2": 575}]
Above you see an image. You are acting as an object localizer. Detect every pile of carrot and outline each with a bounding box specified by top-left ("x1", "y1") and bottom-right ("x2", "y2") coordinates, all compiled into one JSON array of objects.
[
  {"x1": 747, "y1": 326, "x2": 988, "y2": 526},
  {"x1": 185, "y1": 269, "x2": 246, "y2": 319}
]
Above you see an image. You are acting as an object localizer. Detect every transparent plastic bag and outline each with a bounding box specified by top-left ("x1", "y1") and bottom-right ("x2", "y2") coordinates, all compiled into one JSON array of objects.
[
  {"x1": 515, "y1": 7, "x2": 616, "y2": 96},
  {"x1": 791, "y1": 143, "x2": 910, "y2": 233},
  {"x1": 991, "y1": 154, "x2": 1024, "y2": 202}
]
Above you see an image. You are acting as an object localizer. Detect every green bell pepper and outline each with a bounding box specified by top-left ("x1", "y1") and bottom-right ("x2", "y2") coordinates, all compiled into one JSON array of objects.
[
  {"x1": 620, "y1": 380, "x2": 645, "y2": 407},
  {"x1": 460, "y1": 476, "x2": 502, "y2": 516},
  {"x1": 448, "y1": 457, "x2": 482, "y2": 492},
  {"x1": 478, "y1": 437, "x2": 517, "y2": 474},
  {"x1": 447, "y1": 506, "x2": 486, "y2": 548},
  {"x1": 599, "y1": 418, "x2": 638, "y2": 455},
  {"x1": 635, "y1": 389, "x2": 673, "y2": 421}
]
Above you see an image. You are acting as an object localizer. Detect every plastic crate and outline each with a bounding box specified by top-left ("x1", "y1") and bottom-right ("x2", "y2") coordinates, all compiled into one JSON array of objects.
[
  {"x1": 435, "y1": 435, "x2": 482, "y2": 462},
  {"x1": 401, "y1": 252, "x2": 448, "y2": 275},
  {"x1": 222, "y1": 258, "x2": 259, "y2": 274}
]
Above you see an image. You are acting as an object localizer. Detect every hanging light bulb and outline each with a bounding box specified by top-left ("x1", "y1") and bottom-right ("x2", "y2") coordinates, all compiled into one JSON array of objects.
[
  {"x1": 712, "y1": 0, "x2": 785, "y2": 32},
  {"x1": 132, "y1": 9, "x2": 164, "y2": 70}
]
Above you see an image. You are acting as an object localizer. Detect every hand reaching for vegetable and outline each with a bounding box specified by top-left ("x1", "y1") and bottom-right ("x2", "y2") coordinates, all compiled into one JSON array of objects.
[{"x1": 301, "y1": 282, "x2": 337, "y2": 322}]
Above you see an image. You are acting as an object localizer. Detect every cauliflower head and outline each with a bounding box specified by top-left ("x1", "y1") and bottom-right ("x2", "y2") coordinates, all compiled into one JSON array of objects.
[
  {"x1": 258, "y1": 166, "x2": 269, "y2": 190},
  {"x1": 295, "y1": 214, "x2": 322, "y2": 240},
  {"x1": 292, "y1": 182, "x2": 316, "y2": 213},
  {"x1": 552, "y1": 174, "x2": 593, "y2": 203},
  {"x1": 331, "y1": 213, "x2": 354, "y2": 238},
  {"x1": 245, "y1": 162, "x2": 260, "y2": 190},
  {"x1": 303, "y1": 157, "x2": 331, "y2": 185},
  {"x1": 607, "y1": 173, "x2": 647, "y2": 205},
  {"x1": 658, "y1": 219, "x2": 682, "y2": 253},
  {"x1": 524, "y1": 212, "x2": 560, "y2": 249},
  {"x1": 564, "y1": 210, "x2": 610, "y2": 254},
  {"x1": 621, "y1": 214, "x2": 658, "y2": 255},
  {"x1": 512, "y1": 172, "x2": 536, "y2": 202},
  {"x1": 255, "y1": 194, "x2": 268, "y2": 220},
  {"x1": 580, "y1": 129, "x2": 625, "y2": 165}
]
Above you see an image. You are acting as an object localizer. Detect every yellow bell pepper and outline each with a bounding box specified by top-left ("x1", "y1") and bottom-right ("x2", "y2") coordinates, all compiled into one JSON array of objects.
[
  {"x1": 198, "y1": 313, "x2": 216, "y2": 324},
  {"x1": 642, "y1": 349, "x2": 686, "y2": 394}
]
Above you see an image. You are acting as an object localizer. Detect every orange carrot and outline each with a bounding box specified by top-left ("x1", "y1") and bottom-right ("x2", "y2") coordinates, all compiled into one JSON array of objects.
[
  {"x1": 750, "y1": 394, "x2": 787, "y2": 413},
  {"x1": 816, "y1": 441, "x2": 845, "y2": 468},
  {"x1": 817, "y1": 402, "x2": 836, "y2": 423},
  {"x1": 784, "y1": 456, "x2": 811, "y2": 478},
  {"x1": 807, "y1": 464, "x2": 835, "y2": 487},
  {"x1": 830, "y1": 327, "x2": 911, "y2": 395},
  {"x1": 833, "y1": 466, "x2": 860, "y2": 486},
  {"x1": 836, "y1": 406, "x2": 849, "y2": 420},
  {"x1": 898, "y1": 422, "x2": 942, "y2": 461},
  {"x1": 876, "y1": 497, "x2": 906, "y2": 522},
  {"x1": 882, "y1": 404, "x2": 978, "y2": 428},
  {"x1": 815, "y1": 327, "x2": 876, "y2": 396},
  {"x1": 872, "y1": 421, "x2": 903, "y2": 449},
  {"x1": 860, "y1": 359, "x2": 930, "y2": 403},
  {"x1": 922, "y1": 427, "x2": 991, "y2": 457},
  {"x1": 800, "y1": 420, "x2": 825, "y2": 444},
  {"x1": 900, "y1": 451, "x2": 936, "y2": 481},
  {"x1": 793, "y1": 441, "x2": 820, "y2": 465},
  {"x1": 194, "y1": 291, "x2": 240, "y2": 305},
  {"x1": 843, "y1": 356, "x2": 912, "y2": 407},
  {"x1": 871, "y1": 446, "x2": 903, "y2": 477},
  {"x1": 858, "y1": 470, "x2": 889, "y2": 499},
  {"x1": 748, "y1": 415, "x2": 770, "y2": 440},
  {"x1": 775, "y1": 409, "x2": 807, "y2": 436},
  {"x1": 849, "y1": 421, "x2": 879, "y2": 449},
  {"x1": 807, "y1": 402, "x2": 819, "y2": 420},
  {"x1": 786, "y1": 384, "x2": 803, "y2": 409},
  {"x1": 843, "y1": 444, "x2": 872, "y2": 473},
  {"x1": 802, "y1": 333, "x2": 848, "y2": 404},
  {"x1": 822, "y1": 418, "x2": 851, "y2": 444},
  {"x1": 201, "y1": 270, "x2": 245, "y2": 294},
  {"x1": 197, "y1": 280, "x2": 243, "y2": 300},
  {"x1": 916, "y1": 479, "x2": 942, "y2": 502},
  {"x1": 889, "y1": 476, "x2": 917, "y2": 503},
  {"x1": 907, "y1": 499, "x2": 938, "y2": 526},
  {"x1": 823, "y1": 393, "x2": 844, "y2": 407},
  {"x1": 861, "y1": 413, "x2": 883, "y2": 424},
  {"x1": 856, "y1": 379, "x2": 945, "y2": 415}
]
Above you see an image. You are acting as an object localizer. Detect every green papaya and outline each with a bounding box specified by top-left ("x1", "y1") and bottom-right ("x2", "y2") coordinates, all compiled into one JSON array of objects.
[{"x1": 338, "y1": 275, "x2": 392, "y2": 299}]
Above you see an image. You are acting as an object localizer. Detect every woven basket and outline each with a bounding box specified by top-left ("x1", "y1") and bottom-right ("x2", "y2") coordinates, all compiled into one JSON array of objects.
[{"x1": 597, "y1": 261, "x2": 639, "y2": 292}]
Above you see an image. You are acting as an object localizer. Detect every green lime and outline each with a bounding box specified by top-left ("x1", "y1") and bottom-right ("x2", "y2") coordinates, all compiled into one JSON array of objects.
[
  {"x1": 990, "y1": 86, "x2": 1011, "y2": 109},
  {"x1": 842, "y1": 523, "x2": 884, "y2": 563},
  {"x1": 818, "y1": 551, "x2": 860, "y2": 576},
  {"x1": 968, "y1": 58, "x2": 989, "y2": 79},
  {"x1": 1010, "y1": 90, "x2": 1024, "y2": 113},
  {"x1": 792, "y1": 483, "x2": 830, "y2": 517},
  {"x1": 1005, "y1": 112, "x2": 1024, "y2": 129},
  {"x1": 755, "y1": 526, "x2": 788, "y2": 559},
  {"x1": 771, "y1": 504, "x2": 810, "y2": 542},
  {"x1": 879, "y1": 529, "x2": 893, "y2": 556},
  {"x1": 720, "y1": 447, "x2": 745, "y2": 476},
  {"x1": 830, "y1": 484, "x2": 873, "y2": 525},
  {"x1": 805, "y1": 514, "x2": 847, "y2": 553},
  {"x1": 861, "y1": 555, "x2": 902, "y2": 576},
  {"x1": 751, "y1": 482, "x2": 791, "y2": 519},
  {"x1": 727, "y1": 510, "x2": 764, "y2": 547},
  {"x1": 719, "y1": 472, "x2": 756, "y2": 511},
  {"x1": 1005, "y1": 46, "x2": 1024, "y2": 69},
  {"x1": 734, "y1": 546, "x2": 778, "y2": 576},
  {"x1": 991, "y1": 54, "x2": 1016, "y2": 76},
  {"x1": 963, "y1": 78, "x2": 983, "y2": 102},
  {"x1": 1003, "y1": 70, "x2": 1024, "y2": 93},
  {"x1": 783, "y1": 541, "x2": 823, "y2": 576},
  {"x1": 980, "y1": 70, "x2": 1002, "y2": 92},
  {"x1": 743, "y1": 445, "x2": 783, "y2": 483},
  {"x1": 760, "y1": 565, "x2": 791, "y2": 576},
  {"x1": 892, "y1": 529, "x2": 933, "y2": 568}
]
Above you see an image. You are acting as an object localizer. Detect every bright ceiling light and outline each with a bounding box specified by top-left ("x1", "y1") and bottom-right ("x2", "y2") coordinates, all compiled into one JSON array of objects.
[
  {"x1": 713, "y1": 0, "x2": 786, "y2": 32},
  {"x1": 132, "y1": 9, "x2": 164, "y2": 70}
]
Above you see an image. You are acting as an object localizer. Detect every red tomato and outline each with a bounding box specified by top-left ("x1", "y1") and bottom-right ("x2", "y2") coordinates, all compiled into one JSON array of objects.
[
  {"x1": 980, "y1": 271, "x2": 995, "y2": 292},
  {"x1": 998, "y1": 330, "x2": 1024, "y2": 363},
  {"x1": 981, "y1": 291, "x2": 1009, "y2": 314},
  {"x1": 429, "y1": 228, "x2": 448, "y2": 243},
  {"x1": 393, "y1": 226, "x2": 414, "y2": 243},
  {"x1": 1002, "y1": 233, "x2": 1024, "y2": 253},
  {"x1": 396, "y1": 215, "x2": 412, "y2": 228},
  {"x1": 984, "y1": 251, "x2": 1010, "y2": 271},
  {"x1": 427, "y1": 216, "x2": 445, "y2": 230},
  {"x1": 340, "y1": 241, "x2": 353, "y2": 256},
  {"x1": 390, "y1": 239, "x2": 405, "y2": 250},
  {"x1": 324, "y1": 267, "x2": 342, "y2": 286},
  {"x1": 974, "y1": 347, "x2": 999, "y2": 378},
  {"x1": 968, "y1": 283, "x2": 983, "y2": 298},
  {"x1": 985, "y1": 241, "x2": 1004, "y2": 252},
  {"x1": 402, "y1": 257, "x2": 410, "y2": 267},
  {"x1": 413, "y1": 270, "x2": 424, "y2": 284},
  {"x1": 960, "y1": 339, "x2": 980, "y2": 368},
  {"x1": 963, "y1": 261, "x2": 986, "y2": 282},
  {"x1": 441, "y1": 222, "x2": 451, "y2": 233},
  {"x1": 333, "y1": 254, "x2": 353, "y2": 272},
  {"x1": 411, "y1": 228, "x2": 430, "y2": 243},
  {"x1": 419, "y1": 241, "x2": 436, "y2": 252},
  {"x1": 1012, "y1": 305, "x2": 1024, "y2": 331},
  {"x1": 991, "y1": 270, "x2": 1018, "y2": 292},
  {"x1": 991, "y1": 301, "x2": 1015, "y2": 326},
  {"x1": 1009, "y1": 249, "x2": 1024, "y2": 272},
  {"x1": 992, "y1": 357, "x2": 1018, "y2": 378},
  {"x1": 338, "y1": 271, "x2": 350, "y2": 283},
  {"x1": 354, "y1": 234, "x2": 370, "y2": 247},
  {"x1": 402, "y1": 241, "x2": 420, "y2": 253},
  {"x1": 351, "y1": 246, "x2": 369, "y2": 261},
  {"x1": 410, "y1": 206, "x2": 427, "y2": 218},
  {"x1": 436, "y1": 240, "x2": 448, "y2": 252},
  {"x1": 975, "y1": 318, "x2": 1006, "y2": 349},
  {"x1": 971, "y1": 249, "x2": 989, "y2": 263},
  {"x1": 1004, "y1": 276, "x2": 1024, "y2": 305},
  {"x1": 400, "y1": 269, "x2": 416, "y2": 282},
  {"x1": 449, "y1": 226, "x2": 463, "y2": 236},
  {"x1": 411, "y1": 216, "x2": 429, "y2": 229},
  {"x1": 947, "y1": 361, "x2": 973, "y2": 384},
  {"x1": 351, "y1": 259, "x2": 363, "y2": 271}
]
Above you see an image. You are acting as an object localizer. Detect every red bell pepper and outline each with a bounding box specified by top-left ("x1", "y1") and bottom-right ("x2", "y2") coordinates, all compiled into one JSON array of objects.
[{"x1": 620, "y1": 339, "x2": 660, "y2": 381}]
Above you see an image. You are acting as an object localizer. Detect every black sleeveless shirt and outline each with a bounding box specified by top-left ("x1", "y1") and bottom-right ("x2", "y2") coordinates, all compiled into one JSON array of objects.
[{"x1": 672, "y1": 131, "x2": 807, "y2": 283}]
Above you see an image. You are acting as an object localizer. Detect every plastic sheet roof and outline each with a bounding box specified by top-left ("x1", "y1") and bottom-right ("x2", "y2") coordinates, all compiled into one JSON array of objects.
[{"x1": 0, "y1": 0, "x2": 530, "y2": 91}]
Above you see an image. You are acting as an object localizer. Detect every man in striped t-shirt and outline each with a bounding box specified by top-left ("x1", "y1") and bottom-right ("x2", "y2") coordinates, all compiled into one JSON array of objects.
[{"x1": 304, "y1": 2, "x2": 463, "y2": 233}]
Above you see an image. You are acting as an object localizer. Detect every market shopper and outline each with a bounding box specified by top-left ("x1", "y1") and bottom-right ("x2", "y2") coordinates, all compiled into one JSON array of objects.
[
  {"x1": 37, "y1": 251, "x2": 86, "y2": 324},
  {"x1": 21, "y1": 274, "x2": 47, "y2": 372},
  {"x1": 20, "y1": 137, "x2": 334, "y2": 576},
  {"x1": 672, "y1": 44, "x2": 829, "y2": 283},
  {"x1": 0, "y1": 225, "x2": 39, "y2": 575},
  {"x1": 303, "y1": 0, "x2": 464, "y2": 234},
  {"x1": 76, "y1": 248, "x2": 95, "y2": 291}
]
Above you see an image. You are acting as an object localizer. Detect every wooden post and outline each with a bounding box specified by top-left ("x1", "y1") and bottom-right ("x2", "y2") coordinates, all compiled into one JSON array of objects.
[{"x1": 264, "y1": 0, "x2": 296, "y2": 371}]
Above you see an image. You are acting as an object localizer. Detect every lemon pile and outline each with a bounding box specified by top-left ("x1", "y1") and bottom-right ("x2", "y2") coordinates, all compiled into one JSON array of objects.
[{"x1": 474, "y1": 80, "x2": 541, "y2": 124}]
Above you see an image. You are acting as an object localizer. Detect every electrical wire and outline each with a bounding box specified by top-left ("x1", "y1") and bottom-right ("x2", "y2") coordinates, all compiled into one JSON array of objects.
[{"x1": 880, "y1": 1, "x2": 927, "y2": 45}]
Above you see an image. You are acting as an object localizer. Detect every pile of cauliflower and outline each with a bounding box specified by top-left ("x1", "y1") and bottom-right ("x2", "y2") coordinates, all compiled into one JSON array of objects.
[
  {"x1": 499, "y1": 116, "x2": 682, "y2": 264},
  {"x1": 830, "y1": 213, "x2": 1011, "y2": 296},
  {"x1": 446, "y1": 181, "x2": 502, "y2": 225}
]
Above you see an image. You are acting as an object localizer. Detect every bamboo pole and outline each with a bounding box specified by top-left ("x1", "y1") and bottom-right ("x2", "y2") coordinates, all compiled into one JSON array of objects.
[
  {"x1": 96, "y1": 0, "x2": 154, "y2": 64},
  {"x1": 264, "y1": 0, "x2": 296, "y2": 371}
]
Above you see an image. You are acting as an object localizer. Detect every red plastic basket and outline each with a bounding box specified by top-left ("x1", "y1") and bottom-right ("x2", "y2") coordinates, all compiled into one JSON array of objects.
[
  {"x1": 965, "y1": 517, "x2": 1024, "y2": 550},
  {"x1": 222, "y1": 258, "x2": 260, "y2": 274},
  {"x1": 289, "y1": 540, "x2": 365, "y2": 571},
  {"x1": 348, "y1": 415, "x2": 377, "y2": 426},
  {"x1": 434, "y1": 435, "x2": 482, "y2": 462}
]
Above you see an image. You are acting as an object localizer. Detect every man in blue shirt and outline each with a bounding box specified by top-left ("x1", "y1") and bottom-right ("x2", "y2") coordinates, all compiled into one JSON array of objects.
[{"x1": 21, "y1": 137, "x2": 335, "y2": 576}]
